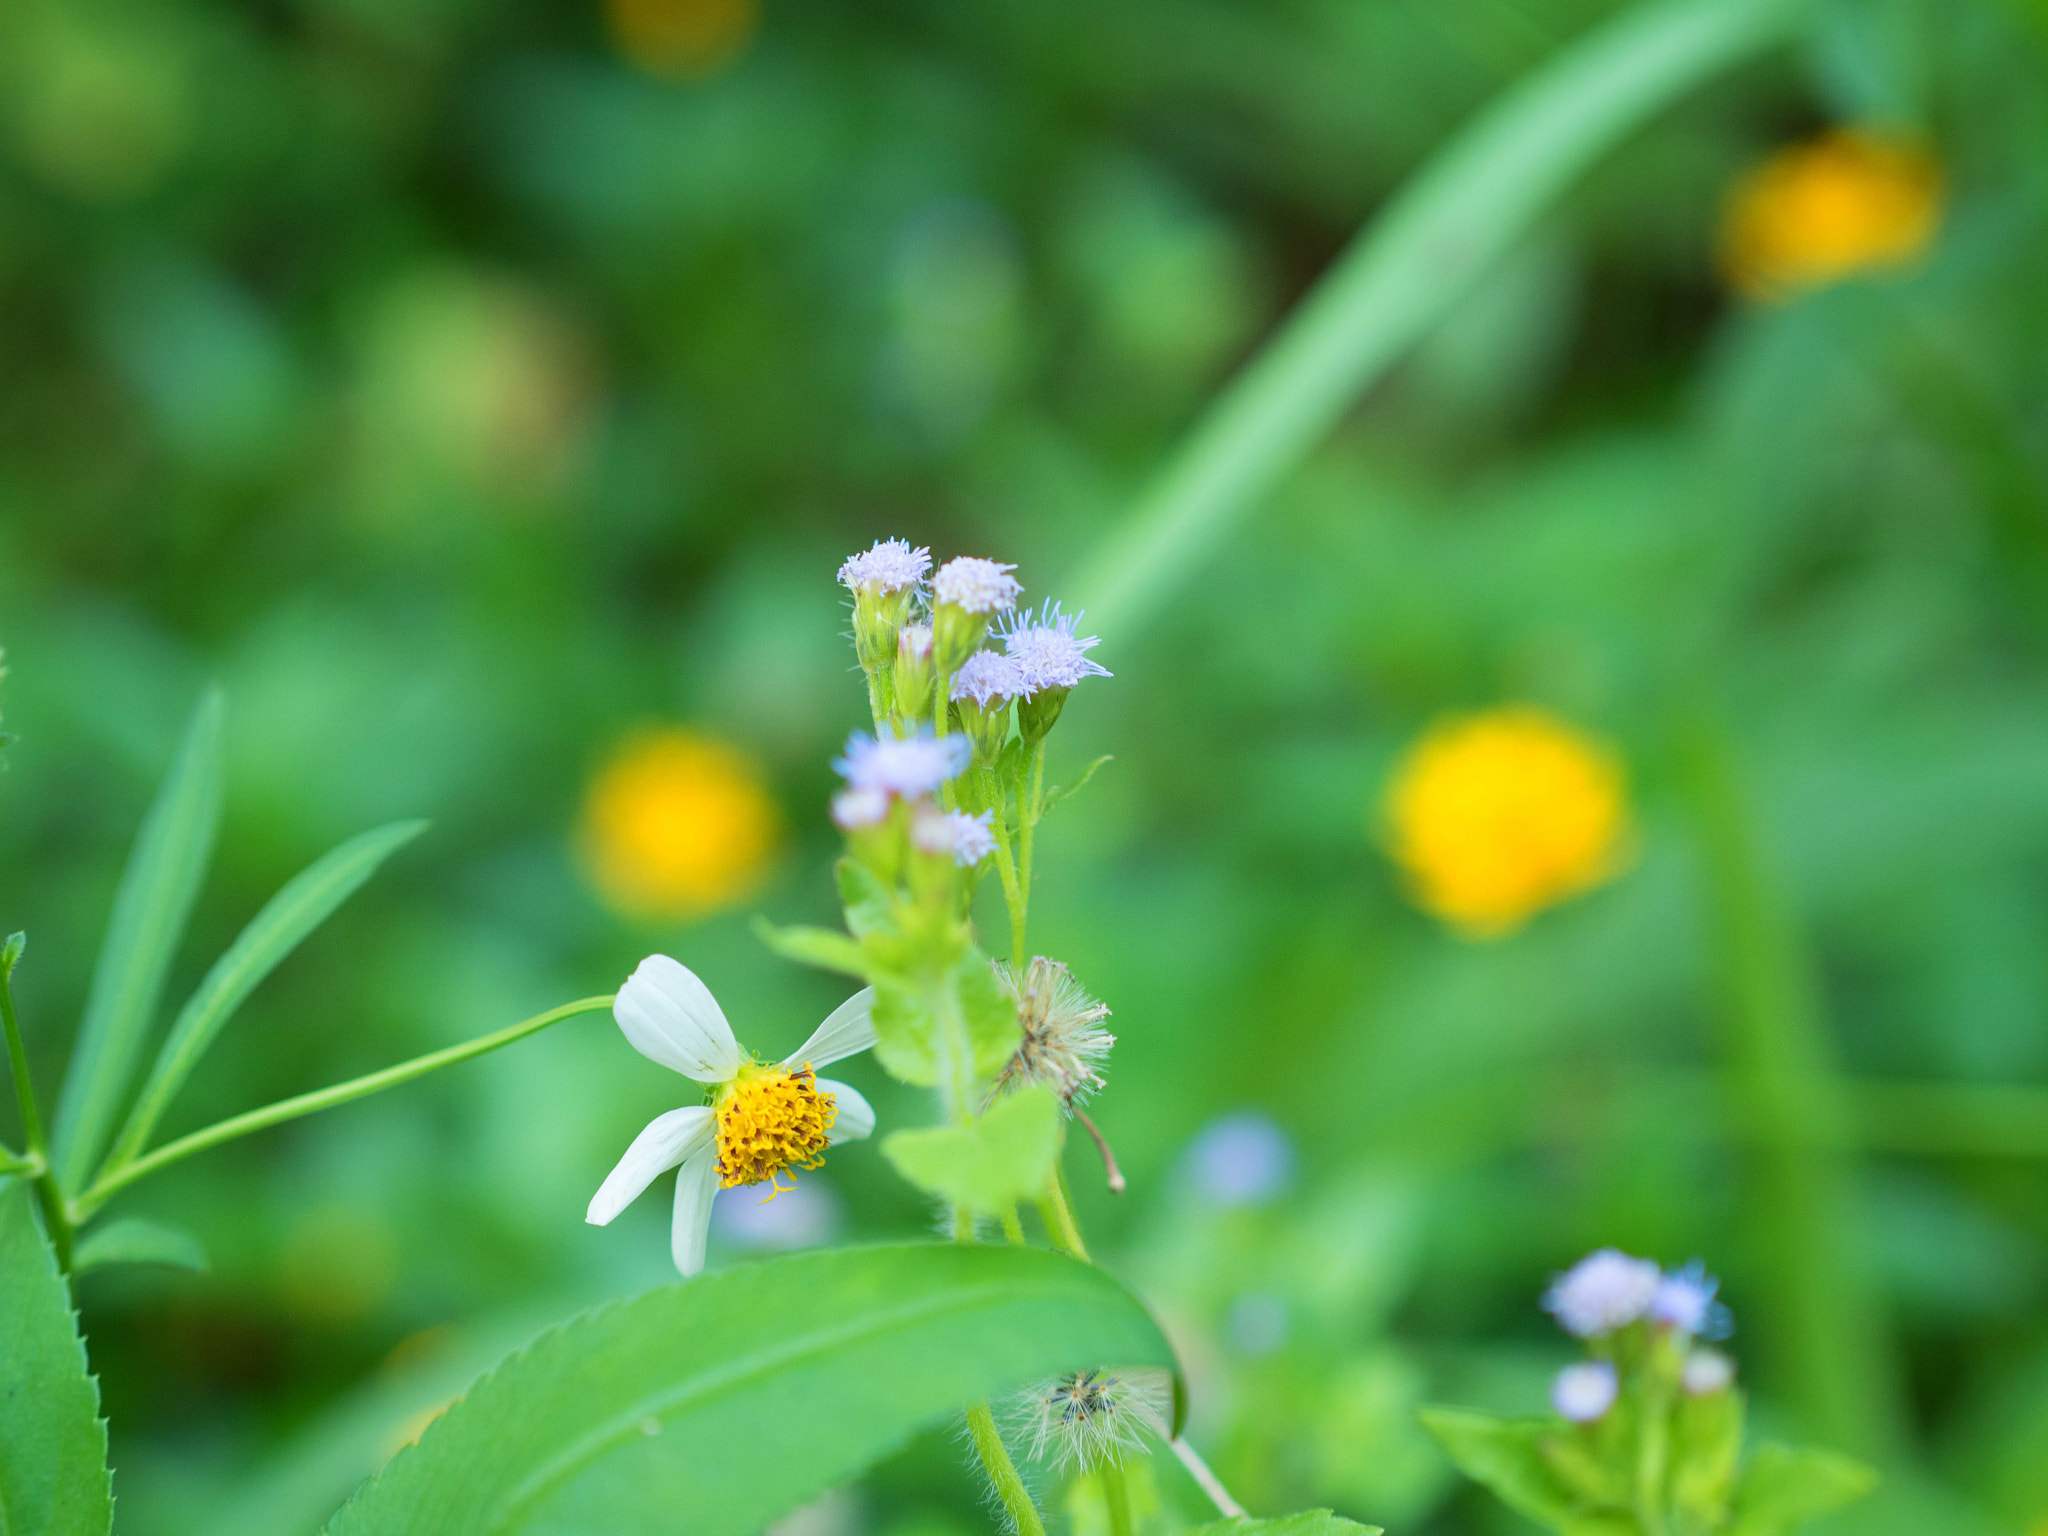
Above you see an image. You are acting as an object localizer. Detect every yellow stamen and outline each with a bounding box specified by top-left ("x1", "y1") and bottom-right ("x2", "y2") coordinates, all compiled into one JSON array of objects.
[{"x1": 714, "y1": 1063, "x2": 837, "y2": 1191}]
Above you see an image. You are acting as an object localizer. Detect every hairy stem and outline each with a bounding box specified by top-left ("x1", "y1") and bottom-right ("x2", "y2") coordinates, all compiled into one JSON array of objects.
[
  {"x1": 74, "y1": 995, "x2": 614, "y2": 1220},
  {"x1": 967, "y1": 1400, "x2": 1047, "y2": 1536}
]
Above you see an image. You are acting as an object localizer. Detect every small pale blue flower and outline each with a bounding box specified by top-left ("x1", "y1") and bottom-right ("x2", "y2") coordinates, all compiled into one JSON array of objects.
[
  {"x1": 1543, "y1": 1249, "x2": 1661, "y2": 1338},
  {"x1": 1000, "y1": 601, "x2": 1111, "y2": 695},
  {"x1": 838, "y1": 538, "x2": 931, "y2": 594},
  {"x1": 1551, "y1": 1361, "x2": 1618, "y2": 1423},
  {"x1": 833, "y1": 729, "x2": 971, "y2": 797},
  {"x1": 1650, "y1": 1260, "x2": 1730, "y2": 1338}
]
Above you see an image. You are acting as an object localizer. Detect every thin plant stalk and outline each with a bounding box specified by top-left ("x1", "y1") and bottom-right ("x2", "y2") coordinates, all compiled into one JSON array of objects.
[
  {"x1": 1102, "y1": 1462, "x2": 1135, "y2": 1536},
  {"x1": 2, "y1": 934, "x2": 71, "y2": 1269},
  {"x1": 1683, "y1": 707, "x2": 1903, "y2": 1457},
  {"x1": 966, "y1": 1401, "x2": 1047, "y2": 1536},
  {"x1": 72, "y1": 995, "x2": 615, "y2": 1220},
  {"x1": 1169, "y1": 1437, "x2": 1248, "y2": 1520}
]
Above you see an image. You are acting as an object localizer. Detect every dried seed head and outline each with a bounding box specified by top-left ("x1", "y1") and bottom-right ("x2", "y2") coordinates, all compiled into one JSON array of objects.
[
  {"x1": 1013, "y1": 1368, "x2": 1169, "y2": 1474},
  {"x1": 988, "y1": 957, "x2": 1113, "y2": 1110}
]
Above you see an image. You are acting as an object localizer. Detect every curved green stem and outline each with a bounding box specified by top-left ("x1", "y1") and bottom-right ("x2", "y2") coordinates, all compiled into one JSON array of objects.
[
  {"x1": 73, "y1": 995, "x2": 614, "y2": 1221},
  {"x1": 967, "y1": 1399, "x2": 1047, "y2": 1536},
  {"x1": 2, "y1": 934, "x2": 71, "y2": 1270},
  {"x1": 1102, "y1": 1461, "x2": 1135, "y2": 1536},
  {"x1": 1039, "y1": 1165, "x2": 1090, "y2": 1261}
]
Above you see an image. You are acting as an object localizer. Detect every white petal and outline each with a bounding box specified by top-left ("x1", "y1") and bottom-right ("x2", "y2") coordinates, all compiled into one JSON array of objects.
[
  {"x1": 671, "y1": 1147, "x2": 719, "y2": 1277},
  {"x1": 616, "y1": 955, "x2": 743, "y2": 1082},
  {"x1": 784, "y1": 987, "x2": 878, "y2": 1071},
  {"x1": 819, "y1": 1079, "x2": 875, "y2": 1144},
  {"x1": 586, "y1": 1106, "x2": 715, "y2": 1225}
]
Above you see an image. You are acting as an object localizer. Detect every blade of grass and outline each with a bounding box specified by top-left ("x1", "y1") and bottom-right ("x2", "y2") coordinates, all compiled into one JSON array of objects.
[
  {"x1": 1681, "y1": 704, "x2": 1903, "y2": 1459},
  {"x1": 1069, "y1": 0, "x2": 1807, "y2": 636},
  {"x1": 52, "y1": 689, "x2": 223, "y2": 1191},
  {"x1": 97, "y1": 819, "x2": 428, "y2": 1180}
]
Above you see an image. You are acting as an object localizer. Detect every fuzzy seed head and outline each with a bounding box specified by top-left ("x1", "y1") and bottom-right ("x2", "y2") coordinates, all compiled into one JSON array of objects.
[
  {"x1": 1014, "y1": 1368, "x2": 1169, "y2": 1474},
  {"x1": 989, "y1": 957, "x2": 1114, "y2": 1109}
]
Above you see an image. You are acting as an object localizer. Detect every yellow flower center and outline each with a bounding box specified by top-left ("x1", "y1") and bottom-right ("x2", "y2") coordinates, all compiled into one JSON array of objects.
[{"x1": 714, "y1": 1064, "x2": 837, "y2": 1192}]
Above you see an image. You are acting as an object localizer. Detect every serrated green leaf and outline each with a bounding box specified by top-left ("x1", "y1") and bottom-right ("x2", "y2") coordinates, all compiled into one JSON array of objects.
[
  {"x1": 753, "y1": 919, "x2": 873, "y2": 981},
  {"x1": 53, "y1": 689, "x2": 223, "y2": 1191},
  {"x1": 73, "y1": 1215, "x2": 209, "y2": 1274},
  {"x1": 1725, "y1": 1442, "x2": 1876, "y2": 1536},
  {"x1": 102, "y1": 819, "x2": 428, "y2": 1175},
  {"x1": 1419, "y1": 1407, "x2": 1580, "y2": 1529},
  {"x1": 1188, "y1": 1513, "x2": 1383, "y2": 1536},
  {"x1": 0, "y1": 1180, "x2": 114, "y2": 1536},
  {"x1": 883, "y1": 1086, "x2": 1060, "y2": 1212},
  {"x1": 321, "y1": 1243, "x2": 1176, "y2": 1536}
]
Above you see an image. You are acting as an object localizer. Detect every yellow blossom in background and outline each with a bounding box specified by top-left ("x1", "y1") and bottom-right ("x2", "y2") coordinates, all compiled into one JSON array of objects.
[
  {"x1": 582, "y1": 728, "x2": 780, "y2": 921},
  {"x1": 1381, "y1": 706, "x2": 1629, "y2": 938},
  {"x1": 604, "y1": 0, "x2": 757, "y2": 80},
  {"x1": 1721, "y1": 129, "x2": 1943, "y2": 300}
]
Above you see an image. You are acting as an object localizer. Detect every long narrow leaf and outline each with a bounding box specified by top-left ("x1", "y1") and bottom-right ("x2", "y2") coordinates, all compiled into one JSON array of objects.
[
  {"x1": 1069, "y1": 0, "x2": 1806, "y2": 637},
  {"x1": 101, "y1": 818, "x2": 428, "y2": 1175},
  {"x1": 322, "y1": 1243, "x2": 1178, "y2": 1536},
  {"x1": 53, "y1": 689, "x2": 224, "y2": 1191}
]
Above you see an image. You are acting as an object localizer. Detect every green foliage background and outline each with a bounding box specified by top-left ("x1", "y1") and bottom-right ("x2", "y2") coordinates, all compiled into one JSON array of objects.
[{"x1": 4, "y1": 0, "x2": 2048, "y2": 1531}]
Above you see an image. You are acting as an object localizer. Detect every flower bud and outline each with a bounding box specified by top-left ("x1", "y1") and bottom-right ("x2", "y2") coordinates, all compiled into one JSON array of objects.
[
  {"x1": 1551, "y1": 1361, "x2": 1619, "y2": 1423},
  {"x1": 839, "y1": 539, "x2": 930, "y2": 673},
  {"x1": 893, "y1": 623, "x2": 935, "y2": 725},
  {"x1": 1681, "y1": 1348, "x2": 1735, "y2": 1396}
]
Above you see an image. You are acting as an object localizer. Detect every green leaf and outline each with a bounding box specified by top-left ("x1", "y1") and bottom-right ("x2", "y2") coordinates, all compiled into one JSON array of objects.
[
  {"x1": 867, "y1": 951, "x2": 1016, "y2": 1090},
  {"x1": 835, "y1": 859, "x2": 894, "y2": 939},
  {"x1": 53, "y1": 689, "x2": 224, "y2": 1191},
  {"x1": 73, "y1": 1215, "x2": 208, "y2": 1274},
  {"x1": 959, "y1": 952, "x2": 1023, "y2": 1078},
  {"x1": 870, "y1": 979, "x2": 938, "y2": 1086},
  {"x1": 1725, "y1": 1443, "x2": 1877, "y2": 1536},
  {"x1": 321, "y1": 1243, "x2": 1177, "y2": 1536},
  {"x1": 103, "y1": 819, "x2": 428, "y2": 1174},
  {"x1": 753, "y1": 918, "x2": 873, "y2": 981},
  {"x1": 0, "y1": 1180, "x2": 114, "y2": 1536},
  {"x1": 1043, "y1": 754, "x2": 1113, "y2": 814},
  {"x1": 883, "y1": 1086, "x2": 1061, "y2": 1212},
  {"x1": 1187, "y1": 1514, "x2": 1383, "y2": 1536},
  {"x1": 1068, "y1": 0, "x2": 1805, "y2": 638},
  {"x1": 1419, "y1": 1407, "x2": 1580, "y2": 1530}
]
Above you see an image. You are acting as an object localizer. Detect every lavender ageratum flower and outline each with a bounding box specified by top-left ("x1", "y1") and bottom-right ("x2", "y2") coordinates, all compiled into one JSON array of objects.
[
  {"x1": 951, "y1": 649, "x2": 1023, "y2": 705},
  {"x1": 832, "y1": 730, "x2": 970, "y2": 798},
  {"x1": 1551, "y1": 1361, "x2": 1619, "y2": 1423},
  {"x1": 838, "y1": 538, "x2": 931, "y2": 594},
  {"x1": 897, "y1": 622, "x2": 934, "y2": 660},
  {"x1": 933, "y1": 556, "x2": 1021, "y2": 614},
  {"x1": 1650, "y1": 1260, "x2": 1729, "y2": 1338},
  {"x1": 830, "y1": 786, "x2": 889, "y2": 830},
  {"x1": 1180, "y1": 1110, "x2": 1294, "y2": 1207},
  {"x1": 911, "y1": 806, "x2": 996, "y2": 867},
  {"x1": 1682, "y1": 1348, "x2": 1735, "y2": 1396},
  {"x1": 1543, "y1": 1249, "x2": 1662, "y2": 1338},
  {"x1": 1001, "y1": 602, "x2": 1110, "y2": 696}
]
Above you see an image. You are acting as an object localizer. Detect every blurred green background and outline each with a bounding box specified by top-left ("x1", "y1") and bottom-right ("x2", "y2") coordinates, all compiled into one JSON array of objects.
[{"x1": 6, "y1": 0, "x2": 2048, "y2": 1531}]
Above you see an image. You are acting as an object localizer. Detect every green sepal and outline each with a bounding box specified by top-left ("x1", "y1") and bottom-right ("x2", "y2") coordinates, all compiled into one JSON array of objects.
[
  {"x1": 1186, "y1": 1513, "x2": 1383, "y2": 1536},
  {"x1": 1724, "y1": 1443, "x2": 1876, "y2": 1536},
  {"x1": 73, "y1": 1215, "x2": 210, "y2": 1274},
  {"x1": 882, "y1": 1085, "x2": 1060, "y2": 1212}
]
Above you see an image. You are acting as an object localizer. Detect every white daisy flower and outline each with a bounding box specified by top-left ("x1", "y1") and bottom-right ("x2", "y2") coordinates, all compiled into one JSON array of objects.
[
  {"x1": 586, "y1": 955, "x2": 879, "y2": 1277},
  {"x1": 932, "y1": 556, "x2": 1021, "y2": 614},
  {"x1": 838, "y1": 538, "x2": 931, "y2": 594},
  {"x1": 1001, "y1": 602, "x2": 1110, "y2": 696},
  {"x1": 832, "y1": 729, "x2": 971, "y2": 798},
  {"x1": 1543, "y1": 1249, "x2": 1661, "y2": 1338}
]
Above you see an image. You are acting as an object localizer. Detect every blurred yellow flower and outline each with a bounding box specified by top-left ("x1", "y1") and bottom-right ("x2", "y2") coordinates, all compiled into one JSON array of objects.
[
  {"x1": 1381, "y1": 706, "x2": 1629, "y2": 938},
  {"x1": 582, "y1": 729, "x2": 780, "y2": 921},
  {"x1": 1721, "y1": 129, "x2": 1942, "y2": 300},
  {"x1": 604, "y1": 0, "x2": 757, "y2": 79}
]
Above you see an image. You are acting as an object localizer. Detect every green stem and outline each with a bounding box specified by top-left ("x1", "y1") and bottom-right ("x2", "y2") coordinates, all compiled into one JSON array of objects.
[
  {"x1": 1102, "y1": 1460, "x2": 1135, "y2": 1536},
  {"x1": 73, "y1": 995, "x2": 614, "y2": 1221},
  {"x1": 0, "y1": 1145, "x2": 38, "y2": 1176},
  {"x1": 2, "y1": 935, "x2": 72, "y2": 1270},
  {"x1": 1040, "y1": 1164, "x2": 1090, "y2": 1261},
  {"x1": 982, "y1": 769, "x2": 1028, "y2": 964},
  {"x1": 1634, "y1": 1379, "x2": 1672, "y2": 1536},
  {"x1": 966, "y1": 1400, "x2": 1047, "y2": 1536},
  {"x1": 1000, "y1": 1202, "x2": 1025, "y2": 1245},
  {"x1": 1683, "y1": 707, "x2": 1902, "y2": 1458},
  {"x1": 1014, "y1": 742, "x2": 1044, "y2": 954}
]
